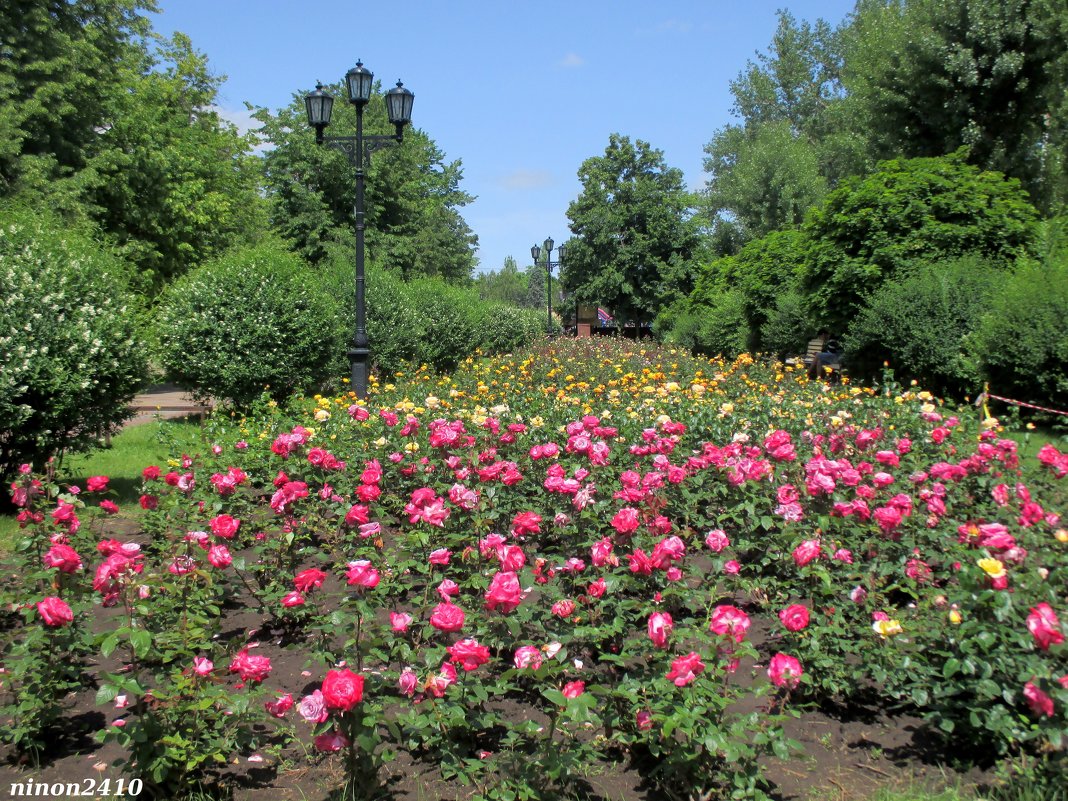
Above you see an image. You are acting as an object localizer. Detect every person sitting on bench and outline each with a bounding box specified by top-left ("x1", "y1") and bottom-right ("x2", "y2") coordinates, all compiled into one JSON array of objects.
[{"x1": 809, "y1": 333, "x2": 843, "y2": 379}]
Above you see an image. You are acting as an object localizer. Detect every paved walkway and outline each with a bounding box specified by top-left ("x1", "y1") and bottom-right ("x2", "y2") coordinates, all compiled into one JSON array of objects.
[{"x1": 125, "y1": 384, "x2": 212, "y2": 429}]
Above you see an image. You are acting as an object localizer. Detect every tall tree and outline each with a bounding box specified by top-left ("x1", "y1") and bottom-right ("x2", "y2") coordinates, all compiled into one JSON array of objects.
[
  {"x1": 0, "y1": 4, "x2": 267, "y2": 287},
  {"x1": 563, "y1": 134, "x2": 700, "y2": 324},
  {"x1": 702, "y1": 11, "x2": 866, "y2": 248},
  {"x1": 0, "y1": 0, "x2": 153, "y2": 191},
  {"x1": 254, "y1": 81, "x2": 477, "y2": 281},
  {"x1": 843, "y1": 0, "x2": 1068, "y2": 213}
]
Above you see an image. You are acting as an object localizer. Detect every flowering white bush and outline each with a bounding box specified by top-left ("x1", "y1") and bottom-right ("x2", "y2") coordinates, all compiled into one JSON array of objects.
[{"x1": 0, "y1": 210, "x2": 145, "y2": 482}]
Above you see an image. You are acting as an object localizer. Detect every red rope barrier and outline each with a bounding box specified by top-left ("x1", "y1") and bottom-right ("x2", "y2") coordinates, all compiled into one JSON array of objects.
[{"x1": 981, "y1": 391, "x2": 1068, "y2": 417}]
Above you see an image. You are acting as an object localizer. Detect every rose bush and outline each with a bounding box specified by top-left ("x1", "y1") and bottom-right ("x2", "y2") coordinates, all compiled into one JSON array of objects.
[{"x1": 2, "y1": 338, "x2": 1065, "y2": 798}]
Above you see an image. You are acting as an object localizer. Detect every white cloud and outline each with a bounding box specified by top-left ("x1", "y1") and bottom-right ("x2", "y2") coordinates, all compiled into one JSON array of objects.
[
  {"x1": 211, "y1": 104, "x2": 260, "y2": 136},
  {"x1": 498, "y1": 169, "x2": 554, "y2": 190},
  {"x1": 557, "y1": 52, "x2": 585, "y2": 68},
  {"x1": 211, "y1": 104, "x2": 272, "y2": 154}
]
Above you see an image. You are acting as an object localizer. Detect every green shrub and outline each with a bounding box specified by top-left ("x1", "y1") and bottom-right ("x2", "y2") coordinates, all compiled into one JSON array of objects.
[
  {"x1": 478, "y1": 304, "x2": 546, "y2": 354},
  {"x1": 844, "y1": 256, "x2": 1001, "y2": 398},
  {"x1": 801, "y1": 151, "x2": 1037, "y2": 331},
  {"x1": 968, "y1": 255, "x2": 1068, "y2": 409},
  {"x1": 0, "y1": 208, "x2": 145, "y2": 481},
  {"x1": 760, "y1": 288, "x2": 816, "y2": 358},
  {"x1": 665, "y1": 288, "x2": 751, "y2": 359},
  {"x1": 154, "y1": 241, "x2": 344, "y2": 406}
]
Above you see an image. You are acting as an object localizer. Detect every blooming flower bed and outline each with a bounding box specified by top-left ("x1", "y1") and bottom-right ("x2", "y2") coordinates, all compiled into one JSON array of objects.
[{"x1": 3, "y1": 339, "x2": 1066, "y2": 800}]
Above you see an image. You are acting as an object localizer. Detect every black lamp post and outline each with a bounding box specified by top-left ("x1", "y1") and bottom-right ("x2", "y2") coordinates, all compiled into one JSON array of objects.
[
  {"x1": 530, "y1": 237, "x2": 566, "y2": 335},
  {"x1": 305, "y1": 62, "x2": 414, "y2": 399}
]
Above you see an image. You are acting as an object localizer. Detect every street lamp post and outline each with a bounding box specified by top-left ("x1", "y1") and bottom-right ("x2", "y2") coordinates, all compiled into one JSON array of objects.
[
  {"x1": 305, "y1": 62, "x2": 414, "y2": 399},
  {"x1": 530, "y1": 237, "x2": 566, "y2": 335}
]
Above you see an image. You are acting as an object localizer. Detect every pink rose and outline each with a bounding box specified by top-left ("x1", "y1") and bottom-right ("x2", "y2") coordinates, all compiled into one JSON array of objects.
[
  {"x1": 390, "y1": 612, "x2": 413, "y2": 632},
  {"x1": 723, "y1": 559, "x2": 742, "y2": 575},
  {"x1": 647, "y1": 611, "x2": 673, "y2": 649},
  {"x1": 207, "y1": 544, "x2": 232, "y2": 569},
  {"x1": 705, "y1": 529, "x2": 730, "y2": 553},
  {"x1": 398, "y1": 667, "x2": 418, "y2": 696},
  {"x1": 43, "y1": 544, "x2": 82, "y2": 573},
  {"x1": 36, "y1": 596, "x2": 73, "y2": 627},
  {"x1": 1027, "y1": 603, "x2": 1064, "y2": 651},
  {"x1": 429, "y1": 548, "x2": 451, "y2": 566},
  {"x1": 281, "y1": 591, "x2": 305, "y2": 608},
  {"x1": 709, "y1": 605, "x2": 751, "y2": 643},
  {"x1": 229, "y1": 648, "x2": 271, "y2": 683},
  {"x1": 321, "y1": 668, "x2": 364, "y2": 711},
  {"x1": 294, "y1": 568, "x2": 328, "y2": 593},
  {"x1": 513, "y1": 646, "x2": 543, "y2": 670},
  {"x1": 611, "y1": 507, "x2": 640, "y2": 535},
  {"x1": 86, "y1": 475, "x2": 109, "y2": 493},
  {"x1": 209, "y1": 514, "x2": 240, "y2": 540},
  {"x1": 561, "y1": 680, "x2": 585, "y2": 699},
  {"x1": 792, "y1": 539, "x2": 822, "y2": 567},
  {"x1": 511, "y1": 511, "x2": 542, "y2": 537},
  {"x1": 666, "y1": 652, "x2": 705, "y2": 687},
  {"x1": 767, "y1": 653, "x2": 804, "y2": 689},
  {"x1": 299, "y1": 690, "x2": 329, "y2": 723},
  {"x1": 1023, "y1": 681, "x2": 1054, "y2": 717},
  {"x1": 192, "y1": 656, "x2": 214, "y2": 676},
  {"x1": 485, "y1": 571, "x2": 523, "y2": 614},
  {"x1": 265, "y1": 693, "x2": 294, "y2": 718},
  {"x1": 346, "y1": 560, "x2": 380, "y2": 589},
  {"x1": 314, "y1": 732, "x2": 349, "y2": 752},
  {"x1": 778, "y1": 604, "x2": 810, "y2": 632},
  {"x1": 430, "y1": 601, "x2": 465, "y2": 632},
  {"x1": 552, "y1": 599, "x2": 576, "y2": 618}
]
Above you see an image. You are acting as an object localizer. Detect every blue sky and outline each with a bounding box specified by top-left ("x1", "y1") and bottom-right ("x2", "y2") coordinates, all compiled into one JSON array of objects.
[{"x1": 151, "y1": 0, "x2": 857, "y2": 274}]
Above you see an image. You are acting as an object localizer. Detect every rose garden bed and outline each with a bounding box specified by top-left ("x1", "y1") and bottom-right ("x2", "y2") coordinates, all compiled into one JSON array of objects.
[{"x1": 1, "y1": 340, "x2": 1065, "y2": 800}]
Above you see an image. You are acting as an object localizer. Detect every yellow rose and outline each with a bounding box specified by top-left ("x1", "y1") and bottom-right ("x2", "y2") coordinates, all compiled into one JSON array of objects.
[
  {"x1": 949, "y1": 609, "x2": 962, "y2": 625},
  {"x1": 977, "y1": 557, "x2": 1006, "y2": 579},
  {"x1": 872, "y1": 619, "x2": 903, "y2": 637}
]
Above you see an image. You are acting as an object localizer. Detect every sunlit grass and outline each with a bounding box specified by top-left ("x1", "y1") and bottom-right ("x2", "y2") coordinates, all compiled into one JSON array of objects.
[{"x1": 0, "y1": 417, "x2": 204, "y2": 552}]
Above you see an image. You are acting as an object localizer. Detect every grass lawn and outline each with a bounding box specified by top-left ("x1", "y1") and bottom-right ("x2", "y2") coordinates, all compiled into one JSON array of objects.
[{"x1": 0, "y1": 417, "x2": 204, "y2": 552}]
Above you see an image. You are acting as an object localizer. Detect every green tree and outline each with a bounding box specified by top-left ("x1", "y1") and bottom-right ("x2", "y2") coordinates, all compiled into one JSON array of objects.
[
  {"x1": 843, "y1": 0, "x2": 1068, "y2": 214},
  {"x1": 0, "y1": 4, "x2": 267, "y2": 288},
  {"x1": 254, "y1": 80, "x2": 477, "y2": 280},
  {"x1": 563, "y1": 134, "x2": 700, "y2": 324},
  {"x1": 0, "y1": 0, "x2": 153, "y2": 191},
  {"x1": 702, "y1": 10, "x2": 867, "y2": 247},
  {"x1": 78, "y1": 33, "x2": 266, "y2": 287},
  {"x1": 800, "y1": 151, "x2": 1038, "y2": 330},
  {"x1": 477, "y1": 256, "x2": 529, "y2": 306}
]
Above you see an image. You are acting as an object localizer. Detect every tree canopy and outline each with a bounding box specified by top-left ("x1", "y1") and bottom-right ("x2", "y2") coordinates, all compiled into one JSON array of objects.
[
  {"x1": 563, "y1": 134, "x2": 701, "y2": 324},
  {"x1": 254, "y1": 81, "x2": 477, "y2": 281}
]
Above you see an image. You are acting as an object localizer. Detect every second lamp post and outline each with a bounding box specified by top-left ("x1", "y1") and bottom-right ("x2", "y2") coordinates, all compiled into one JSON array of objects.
[
  {"x1": 531, "y1": 237, "x2": 566, "y2": 335},
  {"x1": 305, "y1": 62, "x2": 414, "y2": 399}
]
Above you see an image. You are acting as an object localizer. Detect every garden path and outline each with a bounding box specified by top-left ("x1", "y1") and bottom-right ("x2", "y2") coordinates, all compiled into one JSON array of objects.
[{"x1": 124, "y1": 384, "x2": 212, "y2": 429}]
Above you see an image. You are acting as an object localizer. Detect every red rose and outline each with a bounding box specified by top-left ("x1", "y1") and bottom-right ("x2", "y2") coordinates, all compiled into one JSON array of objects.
[
  {"x1": 562, "y1": 680, "x2": 585, "y2": 699},
  {"x1": 447, "y1": 637, "x2": 491, "y2": 672},
  {"x1": 666, "y1": 652, "x2": 704, "y2": 687},
  {"x1": 142, "y1": 465, "x2": 160, "y2": 480},
  {"x1": 210, "y1": 514, "x2": 240, "y2": 540},
  {"x1": 321, "y1": 668, "x2": 364, "y2": 711}
]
